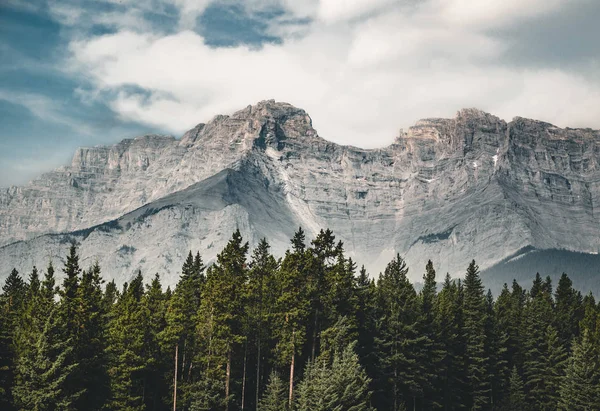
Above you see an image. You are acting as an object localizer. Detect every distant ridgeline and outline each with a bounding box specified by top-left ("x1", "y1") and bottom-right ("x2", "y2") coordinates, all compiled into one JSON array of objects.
[{"x1": 1, "y1": 228, "x2": 600, "y2": 411}]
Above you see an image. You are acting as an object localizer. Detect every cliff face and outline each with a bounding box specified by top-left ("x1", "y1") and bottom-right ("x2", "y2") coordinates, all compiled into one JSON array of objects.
[{"x1": 2, "y1": 100, "x2": 600, "y2": 285}]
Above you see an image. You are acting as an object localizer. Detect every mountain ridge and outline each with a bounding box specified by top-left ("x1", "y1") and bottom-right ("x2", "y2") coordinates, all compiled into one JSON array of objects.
[{"x1": 2, "y1": 100, "x2": 600, "y2": 286}]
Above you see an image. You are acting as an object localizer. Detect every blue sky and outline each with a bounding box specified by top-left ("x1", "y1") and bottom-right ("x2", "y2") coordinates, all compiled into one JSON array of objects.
[{"x1": 1, "y1": 0, "x2": 600, "y2": 187}]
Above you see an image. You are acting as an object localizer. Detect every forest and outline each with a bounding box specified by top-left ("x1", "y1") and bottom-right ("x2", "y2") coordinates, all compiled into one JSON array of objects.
[{"x1": 1, "y1": 227, "x2": 599, "y2": 411}]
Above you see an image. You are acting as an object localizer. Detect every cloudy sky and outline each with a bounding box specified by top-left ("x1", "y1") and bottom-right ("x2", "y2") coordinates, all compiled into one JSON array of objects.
[{"x1": 1, "y1": 0, "x2": 599, "y2": 186}]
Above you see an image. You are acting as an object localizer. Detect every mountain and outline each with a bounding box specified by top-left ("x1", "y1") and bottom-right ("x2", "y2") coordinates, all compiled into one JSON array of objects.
[{"x1": 2, "y1": 100, "x2": 600, "y2": 287}]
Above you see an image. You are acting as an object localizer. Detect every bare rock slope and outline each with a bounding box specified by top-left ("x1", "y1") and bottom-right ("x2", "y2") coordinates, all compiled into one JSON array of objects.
[{"x1": 2, "y1": 100, "x2": 600, "y2": 285}]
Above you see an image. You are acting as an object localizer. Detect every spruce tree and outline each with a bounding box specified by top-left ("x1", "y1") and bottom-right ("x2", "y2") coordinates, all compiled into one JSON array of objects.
[
  {"x1": 295, "y1": 342, "x2": 372, "y2": 411},
  {"x1": 522, "y1": 273, "x2": 554, "y2": 409},
  {"x1": 273, "y1": 228, "x2": 311, "y2": 408},
  {"x1": 0, "y1": 268, "x2": 26, "y2": 410},
  {"x1": 554, "y1": 273, "x2": 582, "y2": 349},
  {"x1": 375, "y1": 254, "x2": 425, "y2": 411},
  {"x1": 543, "y1": 325, "x2": 567, "y2": 409},
  {"x1": 506, "y1": 366, "x2": 525, "y2": 411},
  {"x1": 143, "y1": 273, "x2": 169, "y2": 411},
  {"x1": 13, "y1": 307, "x2": 82, "y2": 411},
  {"x1": 434, "y1": 274, "x2": 467, "y2": 410},
  {"x1": 195, "y1": 230, "x2": 248, "y2": 410},
  {"x1": 162, "y1": 250, "x2": 205, "y2": 409},
  {"x1": 247, "y1": 238, "x2": 279, "y2": 410},
  {"x1": 258, "y1": 372, "x2": 287, "y2": 411},
  {"x1": 462, "y1": 260, "x2": 490, "y2": 410},
  {"x1": 418, "y1": 260, "x2": 443, "y2": 409},
  {"x1": 76, "y1": 262, "x2": 109, "y2": 410},
  {"x1": 106, "y1": 272, "x2": 150, "y2": 411},
  {"x1": 558, "y1": 330, "x2": 600, "y2": 410}
]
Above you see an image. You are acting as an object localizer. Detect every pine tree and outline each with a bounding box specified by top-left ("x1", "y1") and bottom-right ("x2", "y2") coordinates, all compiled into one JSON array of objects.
[
  {"x1": 434, "y1": 274, "x2": 467, "y2": 410},
  {"x1": 0, "y1": 268, "x2": 26, "y2": 410},
  {"x1": 76, "y1": 262, "x2": 109, "y2": 410},
  {"x1": 522, "y1": 273, "x2": 554, "y2": 409},
  {"x1": 506, "y1": 366, "x2": 525, "y2": 411},
  {"x1": 247, "y1": 238, "x2": 279, "y2": 410},
  {"x1": 195, "y1": 230, "x2": 248, "y2": 410},
  {"x1": 41, "y1": 262, "x2": 56, "y2": 303},
  {"x1": 161, "y1": 251, "x2": 205, "y2": 409},
  {"x1": 558, "y1": 330, "x2": 600, "y2": 410},
  {"x1": 273, "y1": 228, "x2": 311, "y2": 408},
  {"x1": 418, "y1": 260, "x2": 443, "y2": 409},
  {"x1": 462, "y1": 260, "x2": 490, "y2": 410},
  {"x1": 106, "y1": 272, "x2": 150, "y2": 411},
  {"x1": 143, "y1": 274, "x2": 169, "y2": 411},
  {"x1": 543, "y1": 325, "x2": 567, "y2": 409},
  {"x1": 13, "y1": 307, "x2": 82, "y2": 410},
  {"x1": 355, "y1": 265, "x2": 378, "y2": 387},
  {"x1": 258, "y1": 372, "x2": 287, "y2": 411},
  {"x1": 295, "y1": 342, "x2": 372, "y2": 411},
  {"x1": 485, "y1": 289, "x2": 509, "y2": 408},
  {"x1": 375, "y1": 254, "x2": 425, "y2": 411},
  {"x1": 554, "y1": 273, "x2": 582, "y2": 350}
]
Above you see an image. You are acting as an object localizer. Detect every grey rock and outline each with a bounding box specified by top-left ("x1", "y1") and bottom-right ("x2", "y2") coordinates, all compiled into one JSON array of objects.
[{"x1": 2, "y1": 100, "x2": 600, "y2": 286}]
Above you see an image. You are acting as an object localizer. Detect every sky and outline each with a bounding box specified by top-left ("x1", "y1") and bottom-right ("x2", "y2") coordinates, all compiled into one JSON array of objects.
[{"x1": 1, "y1": 0, "x2": 599, "y2": 187}]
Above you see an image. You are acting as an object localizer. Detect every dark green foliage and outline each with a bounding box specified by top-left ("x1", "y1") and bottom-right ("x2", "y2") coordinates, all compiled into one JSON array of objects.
[
  {"x1": 0, "y1": 268, "x2": 26, "y2": 410},
  {"x1": 13, "y1": 308, "x2": 82, "y2": 411},
  {"x1": 296, "y1": 342, "x2": 372, "y2": 411},
  {"x1": 462, "y1": 260, "x2": 490, "y2": 410},
  {"x1": 106, "y1": 272, "x2": 150, "y2": 411},
  {"x1": 4, "y1": 228, "x2": 600, "y2": 411},
  {"x1": 258, "y1": 372, "x2": 287, "y2": 411},
  {"x1": 506, "y1": 366, "x2": 525, "y2": 410},
  {"x1": 374, "y1": 254, "x2": 426, "y2": 411},
  {"x1": 434, "y1": 274, "x2": 467, "y2": 410},
  {"x1": 558, "y1": 330, "x2": 600, "y2": 410}
]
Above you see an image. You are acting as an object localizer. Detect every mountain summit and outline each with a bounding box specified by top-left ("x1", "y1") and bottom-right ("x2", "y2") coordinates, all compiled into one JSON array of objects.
[{"x1": 2, "y1": 100, "x2": 600, "y2": 285}]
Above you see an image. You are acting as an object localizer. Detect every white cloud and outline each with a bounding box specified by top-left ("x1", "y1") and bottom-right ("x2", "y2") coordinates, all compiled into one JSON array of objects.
[
  {"x1": 0, "y1": 90, "x2": 93, "y2": 135},
  {"x1": 64, "y1": 0, "x2": 600, "y2": 148}
]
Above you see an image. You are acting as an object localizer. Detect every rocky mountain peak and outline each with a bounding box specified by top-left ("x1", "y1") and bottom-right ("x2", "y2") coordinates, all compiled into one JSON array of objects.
[{"x1": 3, "y1": 101, "x2": 600, "y2": 287}]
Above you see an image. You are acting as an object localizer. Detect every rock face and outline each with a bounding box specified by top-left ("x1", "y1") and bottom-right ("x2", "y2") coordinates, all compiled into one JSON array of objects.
[{"x1": 2, "y1": 100, "x2": 600, "y2": 285}]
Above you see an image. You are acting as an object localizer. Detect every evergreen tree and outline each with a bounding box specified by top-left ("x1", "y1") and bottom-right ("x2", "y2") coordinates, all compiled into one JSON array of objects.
[
  {"x1": 434, "y1": 274, "x2": 467, "y2": 410},
  {"x1": 522, "y1": 273, "x2": 554, "y2": 410},
  {"x1": 355, "y1": 265, "x2": 378, "y2": 385},
  {"x1": 375, "y1": 254, "x2": 425, "y2": 411},
  {"x1": 247, "y1": 238, "x2": 279, "y2": 410},
  {"x1": 76, "y1": 262, "x2": 109, "y2": 410},
  {"x1": 0, "y1": 268, "x2": 26, "y2": 410},
  {"x1": 558, "y1": 330, "x2": 600, "y2": 410},
  {"x1": 462, "y1": 260, "x2": 490, "y2": 410},
  {"x1": 554, "y1": 273, "x2": 582, "y2": 349},
  {"x1": 41, "y1": 262, "x2": 56, "y2": 303},
  {"x1": 13, "y1": 307, "x2": 82, "y2": 411},
  {"x1": 195, "y1": 230, "x2": 248, "y2": 411},
  {"x1": 161, "y1": 250, "x2": 205, "y2": 409},
  {"x1": 543, "y1": 325, "x2": 567, "y2": 409},
  {"x1": 418, "y1": 260, "x2": 443, "y2": 409},
  {"x1": 295, "y1": 342, "x2": 372, "y2": 411},
  {"x1": 106, "y1": 272, "x2": 150, "y2": 411},
  {"x1": 258, "y1": 372, "x2": 287, "y2": 411},
  {"x1": 143, "y1": 274, "x2": 169, "y2": 411},
  {"x1": 273, "y1": 228, "x2": 311, "y2": 407},
  {"x1": 485, "y1": 289, "x2": 509, "y2": 408},
  {"x1": 506, "y1": 366, "x2": 525, "y2": 411}
]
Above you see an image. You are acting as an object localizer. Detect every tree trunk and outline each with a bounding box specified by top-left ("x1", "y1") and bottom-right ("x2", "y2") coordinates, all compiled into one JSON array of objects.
[
  {"x1": 173, "y1": 343, "x2": 178, "y2": 411},
  {"x1": 241, "y1": 342, "x2": 248, "y2": 411},
  {"x1": 289, "y1": 330, "x2": 295, "y2": 407},
  {"x1": 225, "y1": 347, "x2": 232, "y2": 411}
]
